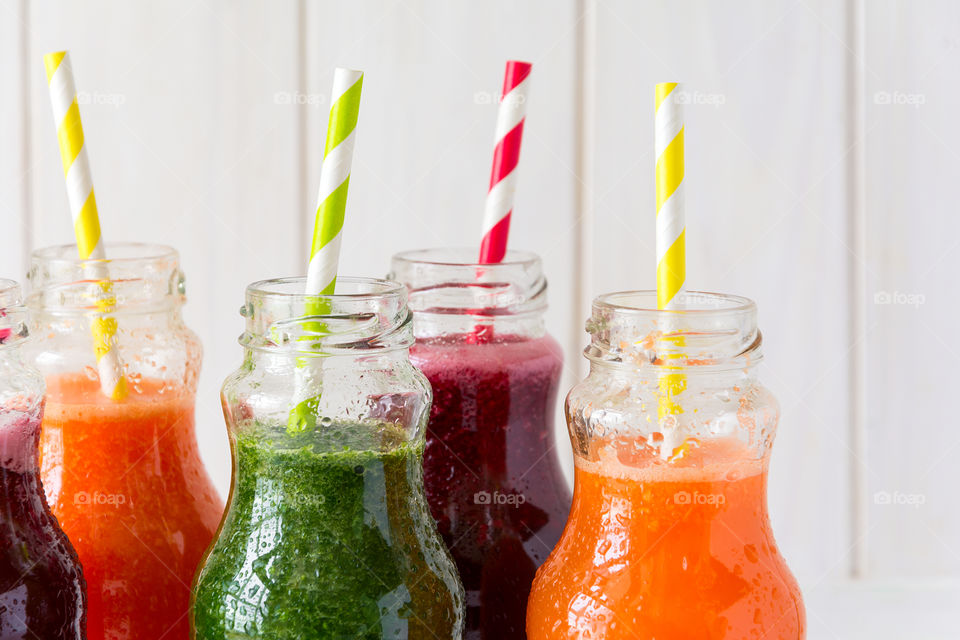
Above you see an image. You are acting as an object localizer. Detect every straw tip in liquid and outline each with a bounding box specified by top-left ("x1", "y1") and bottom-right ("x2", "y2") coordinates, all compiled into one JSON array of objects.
[{"x1": 110, "y1": 377, "x2": 129, "y2": 402}]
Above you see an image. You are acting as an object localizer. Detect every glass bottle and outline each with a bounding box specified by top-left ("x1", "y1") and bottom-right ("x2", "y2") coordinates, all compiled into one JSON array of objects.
[
  {"x1": 390, "y1": 249, "x2": 571, "y2": 639},
  {"x1": 0, "y1": 278, "x2": 87, "y2": 639},
  {"x1": 526, "y1": 291, "x2": 806, "y2": 639},
  {"x1": 26, "y1": 243, "x2": 223, "y2": 640},
  {"x1": 192, "y1": 276, "x2": 464, "y2": 639}
]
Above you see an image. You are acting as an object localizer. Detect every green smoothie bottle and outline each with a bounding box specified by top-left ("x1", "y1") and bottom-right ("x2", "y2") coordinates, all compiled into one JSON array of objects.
[{"x1": 192, "y1": 277, "x2": 464, "y2": 639}]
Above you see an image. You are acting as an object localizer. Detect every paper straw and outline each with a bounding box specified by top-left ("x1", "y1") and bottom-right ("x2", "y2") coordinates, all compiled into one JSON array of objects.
[
  {"x1": 655, "y1": 82, "x2": 685, "y2": 308},
  {"x1": 654, "y1": 82, "x2": 686, "y2": 435},
  {"x1": 44, "y1": 51, "x2": 127, "y2": 401},
  {"x1": 478, "y1": 60, "x2": 532, "y2": 264},
  {"x1": 288, "y1": 68, "x2": 363, "y2": 434},
  {"x1": 306, "y1": 68, "x2": 363, "y2": 298}
]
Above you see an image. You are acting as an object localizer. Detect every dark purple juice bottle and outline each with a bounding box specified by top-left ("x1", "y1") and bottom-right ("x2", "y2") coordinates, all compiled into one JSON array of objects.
[
  {"x1": 392, "y1": 250, "x2": 572, "y2": 639},
  {"x1": 0, "y1": 280, "x2": 86, "y2": 639}
]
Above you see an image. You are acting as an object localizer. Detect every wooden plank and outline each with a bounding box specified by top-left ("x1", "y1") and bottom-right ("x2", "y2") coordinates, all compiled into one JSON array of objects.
[
  {"x1": 863, "y1": 0, "x2": 960, "y2": 578},
  {"x1": 0, "y1": 0, "x2": 28, "y2": 280},
  {"x1": 591, "y1": 0, "x2": 854, "y2": 582},
  {"x1": 26, "y1": 0, "x2": 303, "y2": 498},
  {"x1": 303, "y1": 0, "x2": 583, "y2": 481}
]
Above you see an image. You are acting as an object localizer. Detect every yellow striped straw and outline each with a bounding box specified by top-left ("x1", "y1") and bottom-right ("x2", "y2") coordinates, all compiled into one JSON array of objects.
[
  {"x1": 654, "y1": 82, "x2": 686, "y2": 438},
  {"x1": 44, "y1": 51, "x2": 127, "y2": 401}
]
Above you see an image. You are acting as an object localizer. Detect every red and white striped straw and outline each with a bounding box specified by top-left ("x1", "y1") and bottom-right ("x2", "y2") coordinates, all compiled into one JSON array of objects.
[{"x1": 478, "y1": 60, "x2": 532, "y2": 264}]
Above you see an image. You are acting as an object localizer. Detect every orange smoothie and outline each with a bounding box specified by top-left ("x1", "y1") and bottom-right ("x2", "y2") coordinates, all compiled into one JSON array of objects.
[
  {"x1": 40, "y1": 374, "x2": 222, "y2": 640},
  {"x1": 527, "y1": 439, "x2": 804, "y2": 639}
]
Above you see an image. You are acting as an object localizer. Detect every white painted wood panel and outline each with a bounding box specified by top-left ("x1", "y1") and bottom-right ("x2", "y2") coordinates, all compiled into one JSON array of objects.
[
  {"x1": 590, "y1": 0, "x2": 855, "y2": 583},
  {"x1": 805, "y1": 580, "x2": 960, "y2": 639},
  {"x1": 0, "y1": 0, "x2": 28, "y2": 280},
  {"x1": 303, "y1": 0, "x2": 582, "y2": 481},
  {"x1": 864, "y1": 0, "x2": 960, "y2": 578},
  {"x1": 26, "y1": 0, "x2": 304, "y2": 498}
]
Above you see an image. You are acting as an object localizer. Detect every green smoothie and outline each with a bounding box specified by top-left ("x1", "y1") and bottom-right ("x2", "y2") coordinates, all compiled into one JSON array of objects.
[{"x1": 192, "y1": 421, "x2": 464, "y2": 639}]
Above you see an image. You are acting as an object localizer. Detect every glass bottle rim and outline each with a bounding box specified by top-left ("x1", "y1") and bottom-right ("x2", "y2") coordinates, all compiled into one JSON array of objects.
[
  {"x1": 240, "y1": 276, "x2": 414, "y2": 355},
  {"x1": 594, "y1": 290, "x2": 756, "y2": 318},
  {"x1": 245, "y1": 276, "x2": 407, "y2": 304},
  {"x1": 0, "y1": 278, "x2": 22, "y2": 309},
  {"x1": 391, "y1": 247, "x2": 541, "y2": 269},
  {"x1": 586, "y1": 290, "x2": 762, "y2": 370},
  {"x1": 389, "y1": 247, "x2": 547, "y2": 318},
  {"x1": 28, "y1": 242, "x2": 184, "y2": 316},
  {"x1": 0, "y1": 279, "x2": 28, "y2": 347},
  {"x1": 30, "y1": 242, "x2": 177, "y2": 266}
]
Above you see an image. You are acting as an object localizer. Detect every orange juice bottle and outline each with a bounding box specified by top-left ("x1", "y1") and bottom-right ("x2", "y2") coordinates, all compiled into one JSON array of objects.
[
  {"x1": 27, "y1": 244, "x2": 223, "y2": 640},
  {"x1": 527, "y1": 291, "x2": 805, "y2": 639}
]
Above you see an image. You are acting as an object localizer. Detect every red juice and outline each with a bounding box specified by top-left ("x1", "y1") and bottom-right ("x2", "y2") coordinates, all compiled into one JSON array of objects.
[
  {"x1": 411, "y1": 333, "x2": 571, "y2": 639},
  {"x1": 0, "y1": 404, "x2": 86, "y2": 639}
]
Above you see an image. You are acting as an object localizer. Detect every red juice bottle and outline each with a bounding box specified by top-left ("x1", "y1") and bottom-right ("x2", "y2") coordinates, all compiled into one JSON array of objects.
[
  {"x1": 391, "y1": 249, "x2": 572, "y2": 639},
  {"x1": 0, "y1": 279, "x2": 86, "y2": 639}
]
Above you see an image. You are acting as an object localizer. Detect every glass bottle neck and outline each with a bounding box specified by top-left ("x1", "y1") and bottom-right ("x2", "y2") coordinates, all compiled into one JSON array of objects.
[
  {"x1": 390, "y1": 248, "x2": 551, "y2": 342},
  {"x1": 0, "y1": 279, "x2": 44, "y2": 480},
  {"x1": 27, "y1": 242, "x2": 187, "y2": 318},
  {"x1": 239, "y1": 277, "x2": 414, "y2": 358},
  {"x1": 585, "y1": 290, "x2": 762, "y2": 373},
  {"x1": 0, "y1": 279, "x2": 29, "y2": 349}
]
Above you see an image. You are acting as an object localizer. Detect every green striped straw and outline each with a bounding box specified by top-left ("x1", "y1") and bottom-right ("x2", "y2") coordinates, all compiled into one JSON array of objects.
[
  {"x1": 289, "y1": 67, "x2": 363, "y2": 434},
  {"x1": 306, "y1": 68, "x2": 363, "y2": 299}
]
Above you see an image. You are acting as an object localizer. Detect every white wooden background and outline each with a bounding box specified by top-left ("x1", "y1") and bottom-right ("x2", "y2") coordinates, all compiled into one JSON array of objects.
[{"x1": 1, "y1": 1, "x2": 957, "y2": 636}]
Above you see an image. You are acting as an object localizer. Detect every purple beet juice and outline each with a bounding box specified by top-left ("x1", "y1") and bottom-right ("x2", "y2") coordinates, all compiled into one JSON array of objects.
[
  {"x1": 411, "y1": 333, "x2": 571, "y2": 639},
  {"x1": 0, "y1": 278, "x2": 86, "y2": 640},
  {"x1": 0, "y1": 404, "x2": 87, "y2": 640}
]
